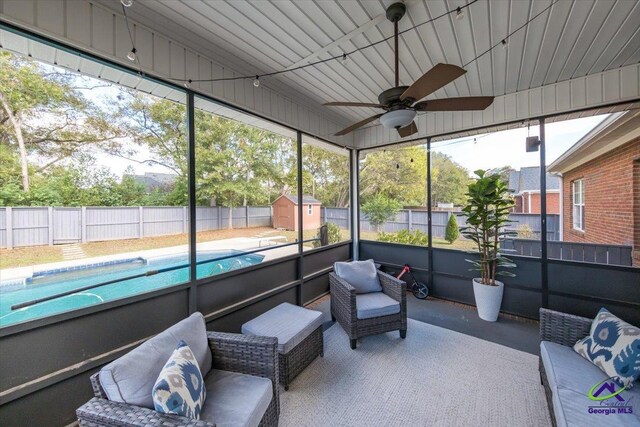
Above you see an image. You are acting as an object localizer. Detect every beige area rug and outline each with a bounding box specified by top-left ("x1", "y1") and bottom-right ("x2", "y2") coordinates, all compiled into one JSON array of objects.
[{"x1": 280, "y1": 319, "x2": 551, "y2": 427}]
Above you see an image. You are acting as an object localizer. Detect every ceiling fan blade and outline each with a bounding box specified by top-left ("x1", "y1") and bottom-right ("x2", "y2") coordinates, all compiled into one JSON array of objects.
[
  {"x1": 335, "y1": 114, "x2": 383, "y2": 136},
  {"x1": 413, "y1": 97, "x2": 495, "y2": 111},
  {"x1": 324, "y1": 102, "x2": 384, "y2": 108},
  {"x1": 397, "y1": 121, "x2": 418, "y2": 138},
  {"x1": 401, "y1": 63, "x2": 467, "y2": 102}
]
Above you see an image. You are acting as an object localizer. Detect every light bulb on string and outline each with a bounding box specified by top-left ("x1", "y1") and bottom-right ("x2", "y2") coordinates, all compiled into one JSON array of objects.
[
  {"x1": 340, "y1": 53, "x2": 348, "y2": 65},
  {"x1": 501, "y1": 39, "x2": 509, "y2": 49},
  {"x1": 126, "y1": 48, "x2": 137, "y2": 62},
  {"x1": 455, "y1": 7, "x2": 464, "y2": 20},
  {"x1": 184, "y1": 79, "x2": 192, "y2": 89},
  {"x1": 253, "y1": 76, "x2": 260, "y2": 88}
]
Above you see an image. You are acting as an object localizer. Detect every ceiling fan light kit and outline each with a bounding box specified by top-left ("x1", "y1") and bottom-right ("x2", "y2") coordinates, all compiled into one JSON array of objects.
[
  {"x1": 326, "y1": 2, "x2": 495, "y2": 138},
  {"x1": 380, "y1": 109, "x2": 416, "y2": 129}
]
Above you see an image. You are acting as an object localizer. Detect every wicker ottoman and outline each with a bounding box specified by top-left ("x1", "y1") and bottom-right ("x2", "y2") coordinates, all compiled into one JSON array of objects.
[{"x1": 242, "y1": 302, "x2": 324, "y2": 390}]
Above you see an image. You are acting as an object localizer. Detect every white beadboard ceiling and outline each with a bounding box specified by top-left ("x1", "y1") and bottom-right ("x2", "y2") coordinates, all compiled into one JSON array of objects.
[{"x1": 2, "y1": 0, "x2": 640, "y2": 148}]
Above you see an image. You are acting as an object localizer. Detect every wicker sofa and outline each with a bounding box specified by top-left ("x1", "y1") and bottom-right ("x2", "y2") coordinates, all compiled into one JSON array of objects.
[
  {"x1": 77, "y1": 313, "x2": 279, "y2": 427},
  {"x1": 330, "y1": 269, "x2": 407, "y2": 349},
  {"x1": 539, "y1": 308, "x2": 640, "y2": 427}
]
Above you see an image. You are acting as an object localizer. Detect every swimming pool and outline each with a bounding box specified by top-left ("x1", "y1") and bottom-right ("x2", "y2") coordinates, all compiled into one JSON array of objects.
[{"x1": 0, "y1": 250, "x2": 264, "y2": 327}]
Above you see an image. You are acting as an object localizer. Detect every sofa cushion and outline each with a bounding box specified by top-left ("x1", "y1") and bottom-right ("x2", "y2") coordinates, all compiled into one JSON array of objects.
[
  {"x1": 541, "y1": 341, "x2": 640, "y2": 426},
  {"x1": 200, "y1": 369, "x2": 272, "y2": 427},
  {"x1": 356, "y1": 292, "x2": 400, "y2": 320},
  {"x1": 152, "y1": 340, "x2": 206, "y2": 419},
  {"x1": 334, "y1": 259, "x2": 382, "y2": 294},
  {"x1": 99, "y1": 312, "x2": 212, "y2": 409},
  {"x1": 573, "y1": 307, "x2": 640, "y2": 388},
  {"x1": 540, "y1": 341, "x2": 610, "y2": 393},
  {"x1": 552, "y1": 382, "x2": 640, "y2": 427},
  {"x1": 241, "y1": 302, "x2": 323, "y2": 354}
]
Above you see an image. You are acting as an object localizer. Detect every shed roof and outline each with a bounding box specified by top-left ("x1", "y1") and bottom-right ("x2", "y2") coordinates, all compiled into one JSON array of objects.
[{"x1": 274, "y1": 194, "x2": 322, "y2": 205}]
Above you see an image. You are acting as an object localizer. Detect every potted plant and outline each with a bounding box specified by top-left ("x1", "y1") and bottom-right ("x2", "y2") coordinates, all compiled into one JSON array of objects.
[{"x1": 460, "y1": 170, "x2": 516, "y2": 321}]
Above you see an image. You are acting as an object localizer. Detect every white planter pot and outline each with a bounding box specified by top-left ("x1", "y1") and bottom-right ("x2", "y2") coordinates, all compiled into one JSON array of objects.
[{"x1": 472, "y1": 278, "x2": 504, "y2": 322}]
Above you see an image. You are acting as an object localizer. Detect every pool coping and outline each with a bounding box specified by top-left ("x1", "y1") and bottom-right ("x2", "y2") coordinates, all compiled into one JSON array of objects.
[{"x1": 0, "y1": 236, "x2": 291, "y2": 286}]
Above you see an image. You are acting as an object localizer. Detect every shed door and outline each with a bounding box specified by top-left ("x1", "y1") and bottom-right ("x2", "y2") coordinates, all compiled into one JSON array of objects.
[{"x1": 274, "y1": 204, "x2": 291, "y2": 229}]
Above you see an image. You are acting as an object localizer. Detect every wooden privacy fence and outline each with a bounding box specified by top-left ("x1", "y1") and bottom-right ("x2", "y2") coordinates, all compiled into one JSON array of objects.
[
  {"x1": 346, "y1": 208, "x2": 560, "y2": 241},
  {"x1": 0, "y1": 206, "x2": 271, "y2": 249},
  {"x1": 501, "y1": 238, "x2": 633, "y2": 266}
]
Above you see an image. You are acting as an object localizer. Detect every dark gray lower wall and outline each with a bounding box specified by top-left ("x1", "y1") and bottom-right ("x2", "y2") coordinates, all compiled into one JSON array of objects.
[
  {"x1": 0, "y1": 242, "x2": 351, "y2": 426},
  {"x1": 359, "y1": 241, "x2": 640, "y2": 323}
]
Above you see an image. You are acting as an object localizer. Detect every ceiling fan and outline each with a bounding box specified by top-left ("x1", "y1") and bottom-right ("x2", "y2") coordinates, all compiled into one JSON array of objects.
[{"x1": 326, "y1": 2, "x2": 494, "y2": 138}]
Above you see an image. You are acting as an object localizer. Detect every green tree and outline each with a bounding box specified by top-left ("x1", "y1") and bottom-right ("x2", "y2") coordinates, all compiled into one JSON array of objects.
[
  {"x1": 361, "y1": 194, "x2": 402, "y2": 232},
  {"x1": 431, "y1": 152, "x2": 469, "y2": 206},
  {"x1": 445, "y1": 214, "x2": 459, "y2": 244},
  {"x1": 0, "y1": 51, "x2": 123, "y2": 192},
  {"x1": 359, "y1": 146, "x2": 427, "y2": 206},
  {"x1": 302, "y1": 145, "x2": 350, "y2": 207}
]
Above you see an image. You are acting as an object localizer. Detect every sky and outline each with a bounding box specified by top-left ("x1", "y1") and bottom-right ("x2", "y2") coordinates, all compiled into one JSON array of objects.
[{"x1": 431, "y1": 114, "x2": 608, "y2": 174}]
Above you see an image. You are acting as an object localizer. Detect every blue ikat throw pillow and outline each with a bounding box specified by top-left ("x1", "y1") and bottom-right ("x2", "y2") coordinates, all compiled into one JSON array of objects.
[
  {"x1": 574, "y1": 308, "x2": 640, "y2": 388},
  {"x1": 152, "y1": 340, "x2": 206, "y2": 419}
]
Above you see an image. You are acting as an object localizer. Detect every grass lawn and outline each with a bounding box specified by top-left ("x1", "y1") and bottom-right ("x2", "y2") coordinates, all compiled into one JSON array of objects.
[
  {"x1": 1, "y1": 227, "x2": 283, "y2": 270},
  {"x1": 0, "y1": 227, "x2": 474, "y2": 271}
]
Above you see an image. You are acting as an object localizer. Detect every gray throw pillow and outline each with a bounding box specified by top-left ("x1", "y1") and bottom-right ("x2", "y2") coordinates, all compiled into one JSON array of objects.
[{"x1": 334, "y1": 259, "x2": 382, "y2": 294}]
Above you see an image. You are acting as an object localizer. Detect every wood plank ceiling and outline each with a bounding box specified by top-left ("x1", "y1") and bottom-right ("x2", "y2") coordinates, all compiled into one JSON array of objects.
[{"x1": 96, "y1": 0, "x2": 640, "y2": 146}]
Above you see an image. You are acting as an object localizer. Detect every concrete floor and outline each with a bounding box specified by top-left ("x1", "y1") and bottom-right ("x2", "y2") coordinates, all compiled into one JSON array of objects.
[{"x1": 310, "y1": 295, "x2": 539, "y2": 355}]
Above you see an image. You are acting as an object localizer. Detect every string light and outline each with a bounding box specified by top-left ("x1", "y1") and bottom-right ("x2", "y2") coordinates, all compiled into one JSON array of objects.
[
  {"x1": 126, "y1": 48, "x2": 137, "y2": 62},
  {"x1": 253, "y1": 76, "x2": 260, "y2": 87},
  {"x1": 184, "y1": 79, "x2": 192, "y2": 88},
  {"x1": 118, "y1": 0, "x2": 557, "y2": 86}
]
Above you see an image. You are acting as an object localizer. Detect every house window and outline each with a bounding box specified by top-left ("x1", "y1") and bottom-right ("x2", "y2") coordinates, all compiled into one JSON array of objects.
[
  {"x1": 572, "y1": 179, "x2": 585, "y2": 231},
  {"x1": 307, "y1": 204, "x2": 313, "y2": 215}
]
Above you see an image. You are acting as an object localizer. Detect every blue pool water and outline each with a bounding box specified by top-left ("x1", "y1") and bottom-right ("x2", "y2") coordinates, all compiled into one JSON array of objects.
[{"x1": 0, "y1": 250, "x2": 263, "y2": 327}]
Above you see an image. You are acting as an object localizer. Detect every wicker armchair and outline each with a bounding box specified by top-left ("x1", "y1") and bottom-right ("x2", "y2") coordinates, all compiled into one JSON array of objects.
[
  {"x1": 538, "y1": 308, "x2": 592, "y2": 427},
  {"x1": 77, "y1": 332, "x2": 279, "y2": 427},
  {"x1": 330, "y1": 270, "x2": 407, "y2": 349}
]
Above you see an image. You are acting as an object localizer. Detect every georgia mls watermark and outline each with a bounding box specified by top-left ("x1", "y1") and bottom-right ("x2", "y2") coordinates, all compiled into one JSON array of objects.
[{"x1": 587, "y1": 377, "x2": 634, "y2": 416}]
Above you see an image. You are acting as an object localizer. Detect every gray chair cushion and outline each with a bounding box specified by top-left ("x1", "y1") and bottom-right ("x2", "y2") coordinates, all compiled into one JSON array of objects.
[
  {"x1": 241, "y1": 302, "x2": 323, "y2": 354},
  {"x1": 99, "y1": 312, "x2": 212, "y2": 409},
  {"x1": 334, "y1": 259, "x2": 382, "y2": 294},
  {"x1": 200, "y1": 369, "x2": 272, "y2": 427},
  {"x1": 541, "y1": 341, "x2": 640, "y2": 426},
  {"x1": 356, "y1": 292, "x2": 400, "y2": 320}
]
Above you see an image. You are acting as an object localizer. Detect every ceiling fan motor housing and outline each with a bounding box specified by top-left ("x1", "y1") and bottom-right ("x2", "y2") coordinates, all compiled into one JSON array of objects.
[
  {"x1": 378, "y1": 86, "x2": 412, "y2": 107},
  {"x1": 386, "y1": 2, "x2": 407, "y2": 23}
]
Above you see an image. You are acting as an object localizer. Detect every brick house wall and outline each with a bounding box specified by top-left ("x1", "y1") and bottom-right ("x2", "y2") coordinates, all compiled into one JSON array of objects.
[
  {"x1": 513, "y1": 192, "x2": 560, "y2": 214},
  {"x1": 562, "y1": 137, "x2": 640, "y2": 266},
  {"x1": 527, "y1": 192, "x2": 560, "y2": 214}
]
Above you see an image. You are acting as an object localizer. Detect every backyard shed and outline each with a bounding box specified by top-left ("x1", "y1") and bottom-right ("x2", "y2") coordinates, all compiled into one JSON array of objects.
[{"x1": 272, "y1": 195, "x2": 321, "y2": 231}]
